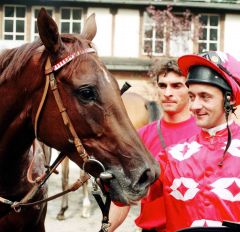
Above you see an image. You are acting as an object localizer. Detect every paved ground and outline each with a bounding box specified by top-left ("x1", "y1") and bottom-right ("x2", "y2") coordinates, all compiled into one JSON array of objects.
[{"x1": 45, "y1": 159, "x2": 141, "y2": 232}]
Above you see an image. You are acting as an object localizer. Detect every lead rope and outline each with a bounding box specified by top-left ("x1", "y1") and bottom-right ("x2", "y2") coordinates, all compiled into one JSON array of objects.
[{"x1": 92, "y1": 180, "x2": 111, "y2": 232}]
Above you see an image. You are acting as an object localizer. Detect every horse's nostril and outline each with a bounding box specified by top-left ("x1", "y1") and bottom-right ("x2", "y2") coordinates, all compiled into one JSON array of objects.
[{"x1": 138, "y1": 169, "x2": 152, "y2": 186}]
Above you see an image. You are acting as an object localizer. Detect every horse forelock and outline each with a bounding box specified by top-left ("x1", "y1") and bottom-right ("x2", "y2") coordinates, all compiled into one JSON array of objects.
[
  {"x1": 61, "y1": 34, "x2": 102, "y2": 78},
  {"x1": 0, "y1": 39, "x2": 43, "y2": 85},
  {"x1": 0, "y1": 34, "x2": 99, "y2": 86}
]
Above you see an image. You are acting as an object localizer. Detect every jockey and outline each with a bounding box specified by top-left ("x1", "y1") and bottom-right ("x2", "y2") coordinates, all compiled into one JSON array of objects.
[{"x1": 147, "y1": 51, "x2": 240, "y2": 232}]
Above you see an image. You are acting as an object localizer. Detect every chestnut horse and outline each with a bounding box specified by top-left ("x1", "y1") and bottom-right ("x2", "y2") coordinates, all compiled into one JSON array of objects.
[
  {"x1": 56, "y1": 92, "x2": 161, "y2": 220},
  {"x1": 0, "y1": 8, "x2": 159, "y2": 232},
  {"x1": 122, "y1": 92, "x2": 161, "y2": 129}
]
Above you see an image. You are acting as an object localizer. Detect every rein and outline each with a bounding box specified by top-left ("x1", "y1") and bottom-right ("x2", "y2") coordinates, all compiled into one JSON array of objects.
[{"x1": 0, "y1": 48, "x2": 113, "y2": 232}]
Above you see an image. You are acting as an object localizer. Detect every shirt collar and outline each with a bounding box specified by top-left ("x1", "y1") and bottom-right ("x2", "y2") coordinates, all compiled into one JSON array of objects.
[{"x1": 202, "y1": 120, "x2": 234, "y2": 136}]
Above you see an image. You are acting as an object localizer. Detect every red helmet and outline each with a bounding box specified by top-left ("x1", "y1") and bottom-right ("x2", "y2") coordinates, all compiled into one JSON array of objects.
[{"x1": 178, "y1": 51, "x2": 240, "y2": 106}]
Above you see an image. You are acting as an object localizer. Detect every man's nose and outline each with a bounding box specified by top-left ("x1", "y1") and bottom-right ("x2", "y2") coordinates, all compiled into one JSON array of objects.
[
  {"x1": 164, "y1": 86, "x2": 173, "y2": 96},
  {"x1": 190, "y1": 97, "x2": 202, "y2": 110}
]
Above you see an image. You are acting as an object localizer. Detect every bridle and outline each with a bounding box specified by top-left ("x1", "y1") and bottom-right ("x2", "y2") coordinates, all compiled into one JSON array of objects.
[
  {"x1": 35, "y1": 47, "x2": 95, "y2": 162},
  {"x1": 0, "y1": 47, "x2": 116, "y2": 232}
]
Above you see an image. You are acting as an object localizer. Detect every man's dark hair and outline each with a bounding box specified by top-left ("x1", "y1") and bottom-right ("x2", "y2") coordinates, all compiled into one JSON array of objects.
[{"x1": 150, "y1": 58, "x2": 183, "y2": 83}]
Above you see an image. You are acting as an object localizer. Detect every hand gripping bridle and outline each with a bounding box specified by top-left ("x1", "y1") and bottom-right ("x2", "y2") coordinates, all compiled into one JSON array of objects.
[{"x1": 0, "y1": 48, "x2": 119, "y2": 232}]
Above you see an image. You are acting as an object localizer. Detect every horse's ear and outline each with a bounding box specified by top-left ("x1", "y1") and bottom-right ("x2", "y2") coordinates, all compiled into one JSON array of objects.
[
  {"x1": 37, "y1": 8, "x2": 63, "y2": 54},
  {"x1": 81, "y1": 13, "x2": 97, "y2": 41}
]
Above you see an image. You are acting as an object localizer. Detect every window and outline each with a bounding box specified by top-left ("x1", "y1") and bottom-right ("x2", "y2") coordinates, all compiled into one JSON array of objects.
[
  {"x1": 143, "y1": 11, "x2": 193, "y2": 56},
  {"x1": 3, "y1": 5, "x2": 26, "y2": 40},
  {"x1": 198, "y1": 15, "x2": 220, "y2": 53},
  {"x1": 31, "y1": 7, "x2": 54, "y2": 41},
  {"x1": 60, "y1": 8, "x2": 83, "y2": 34},
  {"x1": 143, "y1": 12, "x2": 165, "y2": 55}
]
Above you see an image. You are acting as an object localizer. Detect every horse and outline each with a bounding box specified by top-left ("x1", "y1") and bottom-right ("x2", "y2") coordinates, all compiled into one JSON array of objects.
[
  {"x1": 122, "y1": 92, "x2": 161, "y2": 129},
  {"x1": 56, "y1": 91, "x2": 161, "y2": 220},
  {"x1": 0, "y1": 8, "x2": 159, "y2": 232}
]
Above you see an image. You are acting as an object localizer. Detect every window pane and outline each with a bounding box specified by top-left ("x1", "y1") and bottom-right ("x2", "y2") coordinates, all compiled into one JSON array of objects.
[
  {"x1": 209, "y1": 43, "x2": 217, "y2": 51},
  {"x1": 200, "y1": 15, "x2": 208, "y2": 26},
  {"x1": 16, "y1": 35, "x2": 24, "y2": 40},
  {"x1": 210, "y1": 28, "x2": 218, "y2": 41},
  {"x1": 73, "y1": 23, "x2": 80, "y2": 33},
  {"x1": 34, "y1": 9, "x2": 40, "y2": 18},
  {"x1": 156, "y1": 27, "x2": 164, "y2": 39},
  {"x1": 61, "y1": 22, "x2": 70, "y2": 33},
  {"x1": 144, "y1": 25, "x2": 153, "y2": 39},
  {"x1": 210, "y1": 16, "x2": 218, "y2": 26},
  {"x1": 144, "y1": 13, "x2": 153, "y2": 24},
  {"x1": 16, "y1": 7, "x2": 25, "y2": 18},
  {"x1": 62, "y1": 9, "x2": 70, "y2": 19},
  {"x1": 199, "y1": 28, "x2": 207, "y2": 40},
  {"x1": 144, "y1": 40, "x2": 152, "y2": 53},
  {"x1": 155, "y1": 41, "x2": 163, "y2": 53},
  {"x1": 35, "y1": 21, "x2": 38, "y2": 33},
  {"x1": 5, "y1": 20, "x2": 13, "y2": 32},
  {"x1": 4, "y1": 34, "x2": 13, "y2": 40},
  {"x1": 5, "y1": 7, "x2": 14, "y2": 17},
  {"x1": 198, "y1": 43, "x2": 207, "y2": 53},
  {"x1": 16, "y1": 20, "x2": 24, "y2": 32},
  {"x1": 73, "y1": 9, "x2": 81, "y2": 20}
]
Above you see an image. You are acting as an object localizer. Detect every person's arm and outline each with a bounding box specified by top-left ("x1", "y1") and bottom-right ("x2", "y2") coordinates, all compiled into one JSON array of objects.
[{"x1": 108, "y1": 203, "x2": 130, "y2": 232}]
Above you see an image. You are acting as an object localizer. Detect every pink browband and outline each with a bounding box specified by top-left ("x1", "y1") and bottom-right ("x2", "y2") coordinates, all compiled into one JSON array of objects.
[{"x1": 45, "y1": 47, "x2": 95, "y2": 74}]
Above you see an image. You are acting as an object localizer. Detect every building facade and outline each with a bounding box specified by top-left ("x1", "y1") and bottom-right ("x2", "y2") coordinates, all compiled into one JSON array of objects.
[{"x1": 0, "y1": 0, "x2": 240, "y2": 99}]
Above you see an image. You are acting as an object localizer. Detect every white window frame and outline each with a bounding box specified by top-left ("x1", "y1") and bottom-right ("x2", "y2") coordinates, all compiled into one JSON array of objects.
[
  {"x1": 198, "y1": 14, "x2": 220, "y2": 53},
  {"x1": 143, "y1": 12, "x2": 165, "y2": 56},
  {"x1": 31, "y1": 6, "x2": 54, "y2": 42},
  {"x1": 60, "y1": 7, "x2": 83, "y2": 34},
  {"x1": 3, "y1": 5, "x2": 26, "y2": 41}
]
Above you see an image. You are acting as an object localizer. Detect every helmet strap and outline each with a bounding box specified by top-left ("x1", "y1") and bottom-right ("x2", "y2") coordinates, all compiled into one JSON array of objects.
[{"x1": 218, "y1": 91, "x2": 233, "y2": 166}]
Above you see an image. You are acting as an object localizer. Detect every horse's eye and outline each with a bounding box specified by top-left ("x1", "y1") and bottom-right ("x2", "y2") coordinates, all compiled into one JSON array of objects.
[{"x1": 75, "y1": 86, "x2": 98, "y2": 103}]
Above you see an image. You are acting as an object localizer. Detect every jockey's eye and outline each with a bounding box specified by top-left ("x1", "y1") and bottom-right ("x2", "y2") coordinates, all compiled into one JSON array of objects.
[{"x1": 75, "y1": 85, "x2": 98, "y2": 103}]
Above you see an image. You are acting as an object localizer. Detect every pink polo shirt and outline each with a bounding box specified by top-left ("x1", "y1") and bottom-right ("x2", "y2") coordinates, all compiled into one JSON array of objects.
[{"x1": 135, "y1": 116, "x2": 200, "y2": 230}]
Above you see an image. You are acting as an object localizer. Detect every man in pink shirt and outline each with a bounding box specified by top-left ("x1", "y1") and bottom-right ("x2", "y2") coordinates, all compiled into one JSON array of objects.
[{"x1": 109, "y1": 59, "x2": 200, "y2": 232}]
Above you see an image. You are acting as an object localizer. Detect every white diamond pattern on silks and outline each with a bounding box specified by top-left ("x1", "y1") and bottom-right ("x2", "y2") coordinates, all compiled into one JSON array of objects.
[
  {"x1": 168, "y1": 141, "x2": 202, "y2": 161},
  {"x1": 210, "y1": 178, "x2": 240, "y2": 202},
  {"x1": 191, "y1": 219, "x2": 222, "y2": 227},
  {"x1": 223, "y1": 139, "x2": 240, "y2": 157},
  {"x1": 170, "y1": 177, "x2": 200, "y2": 201}
]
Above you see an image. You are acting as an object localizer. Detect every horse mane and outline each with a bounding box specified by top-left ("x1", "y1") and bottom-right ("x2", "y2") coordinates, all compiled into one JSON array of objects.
[
  {"x1": 0, "y1": 34, "x2": 88, "y2": 85},
  {"x1": 0, "y1": 39, "x2": 44, "y2": 84}
]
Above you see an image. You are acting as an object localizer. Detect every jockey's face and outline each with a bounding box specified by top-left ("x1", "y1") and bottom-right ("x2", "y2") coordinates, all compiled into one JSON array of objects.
[
  {"x1": 188, "y1": 83, "x2": 226, "y2": 129},
  {"x1": 157, "y1": 71, "x2": 189, "y2": 115}
]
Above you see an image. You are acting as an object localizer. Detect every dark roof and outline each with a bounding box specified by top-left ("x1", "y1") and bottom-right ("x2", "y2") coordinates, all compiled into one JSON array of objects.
[
  {"x1": 5, "y1": 0, "x2": 240, "y2": 12},
  {"x1": 101, "y1": 57, "x2": 151, "y2": 71}
]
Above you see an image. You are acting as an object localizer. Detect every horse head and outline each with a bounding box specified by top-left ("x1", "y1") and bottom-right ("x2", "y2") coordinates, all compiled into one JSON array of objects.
[{"x1": 31, "y1": 8, "x2": 160, "y2": 205}]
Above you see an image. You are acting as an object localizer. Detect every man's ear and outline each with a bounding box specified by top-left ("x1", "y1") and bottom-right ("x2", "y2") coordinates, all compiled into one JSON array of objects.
[{"x1": 228, "y1": 92, "x2": 236, "y2": 106}]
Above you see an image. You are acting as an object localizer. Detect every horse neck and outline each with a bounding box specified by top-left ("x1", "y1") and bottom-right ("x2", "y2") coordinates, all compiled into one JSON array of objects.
[{"x1": 0, "y1": 59, "x2": 42, "y2": 181}]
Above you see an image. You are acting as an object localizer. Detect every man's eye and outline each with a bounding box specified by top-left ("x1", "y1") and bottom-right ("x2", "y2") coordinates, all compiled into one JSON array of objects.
[
  {"x1": 189, "y1": 95, "x2": 194, "y2": 101},
  {"x1": 158, "y1": 83, "x2": 166, "y2": 89},
  {"x1": 174, "y1": 84, "x2": 182, "y2": 89}
]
